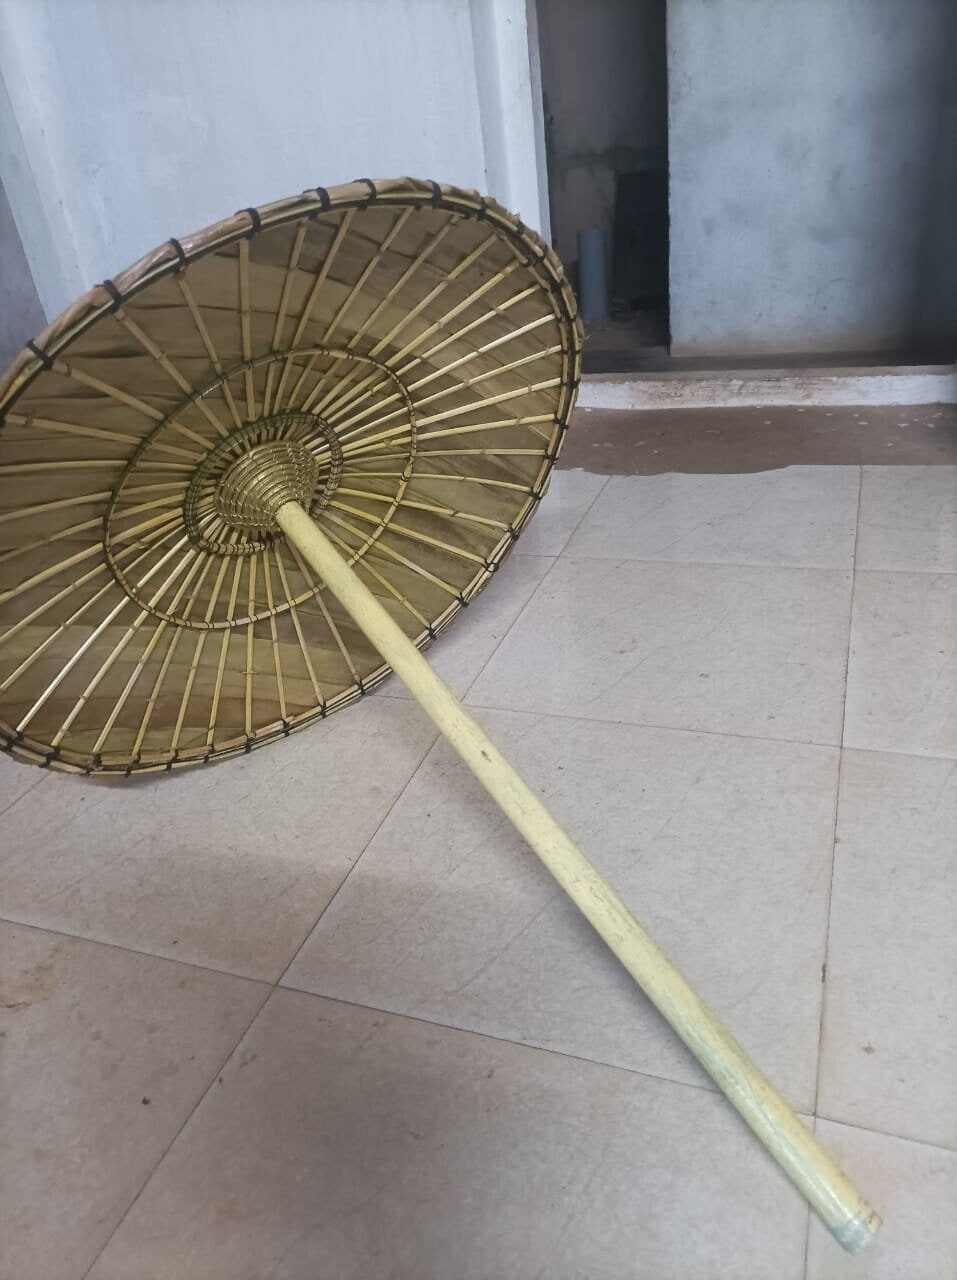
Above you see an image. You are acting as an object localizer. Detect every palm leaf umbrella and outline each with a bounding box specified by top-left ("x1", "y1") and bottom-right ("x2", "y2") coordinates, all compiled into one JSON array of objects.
[{"x1": 0, "y1": 177, "x2": 878, "y2": 1253}]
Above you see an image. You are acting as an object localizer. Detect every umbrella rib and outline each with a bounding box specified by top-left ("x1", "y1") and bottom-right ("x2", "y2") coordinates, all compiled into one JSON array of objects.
[
  {"x1": 176, "y1": 274, "x2": 245, "y2": 431},
  {"x1": 326, "y1": 500, "x2": 486, "y2": 565},
  {"x1": 262, "y1": 219, "x2": 309, "y2": 417},
  {"x1": 238, "y1": 239, "x2": 256, "y2": 420},
  {"x1": 336, "y1": 486, "x2": 508, "y2": 532},
  {"x1": 206, "y1": 556, "x2": 247, "y2": 748},
  {"x1": 272, "y1": 544, "x2": 324, "y2": 705},
  {"x1": 52, "y1": 360, "x2": 213, "y2": 451},
  {"x1": 273, "y1": 210, "x2": 356, "y2": 411},
  {"x1": 169, "y1": 563, "x2": 222, "y2": 755},
  {"x1": 337, "y1": 408, "x2": 555, "y2": 462},
  {"x1": 0, "y1": 490, "x2": 111, "y2": 526},
  {"x1": 0, "y1": 491, "x2": 184, "y2": 569},
  {"x1": 303, "y1": 219, "x2": 459, "y2": 418},
  {"x1": 10, "y1": 530, "x2": 191, "y2": 730},
  {"x1": 0, "y1": 506, "x2": 185, "y2": 643},
  {"x1": 261, "y1": 549, "x2": 286, "y2": 722},
  {"x1": 91, "y1": 548, "x2": 212, "y2": 755},
  {"x1": 319, "y1": 509, "x2": 461, "y2": 597},
  {"x1": 49, "y1": 544, "x2": 206, "y2": 747},
  {"x1": 113, "y1": 311, "x2": 229, "y2": 439},
  {"x1": 325, "y1": 314, "x2": 555, "y2": 436},
  {"x1": 341, "y1": 470, "x2": 532, "y2": 494},
  {"x1": 396, "y1": 288, "x2": 542, "y2": 371},
  {"x1": 321, "y1": 524, "x2": 431, "y2": 632},
  {"x1": 2, "y1": 411, "x2": 200, "y2": 460},
  {"x1": 312, "y1": 256, "x2": 524, "y2": 427},
  {"x1": 244, "y1": 552, "x2": 259, "y2": 737},
  {"x1": 329, "y1": 345, "x2": 562, "y2": 444},
  {"x1": 287, "y1": 541, "x2": 362, "y2": 685},
  {"x1": 291, "y1": 208, "x2": 413, "y2": 412}
]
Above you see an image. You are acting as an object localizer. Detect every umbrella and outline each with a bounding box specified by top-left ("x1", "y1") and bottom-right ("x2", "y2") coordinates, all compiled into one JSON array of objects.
[{"x1": 0, "y1": 176, "x2": 878, "y2": 1252}]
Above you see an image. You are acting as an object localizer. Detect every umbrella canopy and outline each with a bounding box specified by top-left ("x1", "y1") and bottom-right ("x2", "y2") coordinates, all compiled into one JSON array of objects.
[{"x1": 0, "y1": 177, "x2": 581, "y2": 773}]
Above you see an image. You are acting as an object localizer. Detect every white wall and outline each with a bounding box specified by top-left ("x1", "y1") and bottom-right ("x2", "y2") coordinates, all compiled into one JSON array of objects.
[{"x1": 0, "y1": 0, "x2": 546, "y2": 320}]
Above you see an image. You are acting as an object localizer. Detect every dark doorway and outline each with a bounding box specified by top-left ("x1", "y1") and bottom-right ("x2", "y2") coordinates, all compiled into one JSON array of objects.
[{"x1": 536, "y1": 0, "x2": 669, "y2": 371}]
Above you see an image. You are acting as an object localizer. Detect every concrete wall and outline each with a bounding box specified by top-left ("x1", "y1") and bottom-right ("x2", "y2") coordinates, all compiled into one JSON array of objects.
[
  {"x1": 0, "y1": 176, "x2": 44, "y2": 367},
  {"x1": 668, "y1": 0, "x2": 957, "y2": 357},
  {"x1": 537, "y1": 0, "x2": 667, "y2": 272},
  {"x1": 0, "y1": 0, "x2": 546, "y2": 321}
]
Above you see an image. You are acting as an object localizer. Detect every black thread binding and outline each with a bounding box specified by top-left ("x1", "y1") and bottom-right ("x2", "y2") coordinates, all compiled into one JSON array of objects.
[
  {"x1": 355, "y1": 178, "x2": 377, "y2": 205},
  {"x1": 26, "y1": 340, "x2": 52, "y2": 369},
  {"x1": 241, "y1": 206, "x2": 262, "y2": 236},
  {"x1": 168, "y1": 237, "x2": 187, "y2": 269},
  {"x1": 314, "y1": 186, "x2": 331, "y2": 211},
  {"x1": 101, "y1": 278, "x2": 123, "y2": 311},
  {"x1": 429, "y1": 180, "x2": 441, "y2": 207},
  {"x1": 477, "y1": 197, "x2": 488, "y2": 221}
]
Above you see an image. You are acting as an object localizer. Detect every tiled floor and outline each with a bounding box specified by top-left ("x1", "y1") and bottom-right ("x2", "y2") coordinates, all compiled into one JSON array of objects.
[{"x1": 2, "y1": 446, "x2": 954, "y2": 1279}]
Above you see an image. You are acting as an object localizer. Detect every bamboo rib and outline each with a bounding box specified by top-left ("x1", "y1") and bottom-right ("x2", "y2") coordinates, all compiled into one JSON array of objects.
[
  {"x1": 2, "y1": 411, "x2": 201, "y2": 459},
  {"x1": 325, "y1": 314, "x2": 555, "y2": 437},
  {"x1": 238, "y1": 239, "x2": 256, "y2": 420},
  {"x1": 176, "y1": 273, "x2": 245, "y2": 431},
  {"x1": 291, "y1": 208, "x2": 414, "y2": 412},
  {"x1": 272, "y1": 544, "x2": 324, "y2": 705},
  {"x1": 114, "y1": 311, "x2": 229, "y2": 438},
  {"x1": 276, "y1": 500, "x2": 882, "y2": 1258},
  {"x1": 263, "y1": 220, "x2": 309, "y2": 417},
  {"x1": 273, "y1": 210, "x2": 356, "y2": 411}
]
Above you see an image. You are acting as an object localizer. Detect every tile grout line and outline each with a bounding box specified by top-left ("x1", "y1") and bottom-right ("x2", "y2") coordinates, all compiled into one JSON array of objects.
[
  {"x1": 460, "y1": 698, "x2": 846, "y2": 751},
  {"x1": 80, "y1": 979, "x2": 273, "y2": 1280},
  {"x1": 0, "y1": 915, "x2": 275, "y2": 984},
  {"x1": 77, "y1": 714, "x2": 443, "y2": 1276},
  {"x1": 272, "y1": 724, "x2": 440, "y2": 990},
  {"x1": 0, "y1": 768, "x2": 52, "y2": 820},
  {"x1": 456, "y1": 474, "x2": 612, "y2": 704},
  {"x1": 812, "y1": 1110, "x2": 957, "y2": 1157},
  {"x1": 802, "y1": 463, "x2": 863, "y2": 1280}
]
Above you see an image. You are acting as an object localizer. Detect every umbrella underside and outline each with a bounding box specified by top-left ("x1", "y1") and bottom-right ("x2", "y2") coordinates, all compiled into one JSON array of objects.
[{"x1": 0, "y1": 178, "x2": 581, "y2": 772}]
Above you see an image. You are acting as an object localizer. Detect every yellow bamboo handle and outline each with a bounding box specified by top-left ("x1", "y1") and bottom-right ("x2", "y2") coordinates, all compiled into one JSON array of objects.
[{"x1": 277, "y1": 499, "x2": 881, "y2": 1254}]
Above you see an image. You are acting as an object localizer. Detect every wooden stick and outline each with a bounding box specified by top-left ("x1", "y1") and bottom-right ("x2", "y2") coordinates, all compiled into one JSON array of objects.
[{"x1": 275, "y1": 499, "x2": 880, "y2": 1256}]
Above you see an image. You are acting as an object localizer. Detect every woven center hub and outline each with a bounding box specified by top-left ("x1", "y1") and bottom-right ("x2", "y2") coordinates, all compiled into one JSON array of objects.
[
  {"x1": 217, "y1": 440, "x2": 319, "y2": 531},
  {"x1": 179, "y1": 411, "x2": 343, "y2": 557}
]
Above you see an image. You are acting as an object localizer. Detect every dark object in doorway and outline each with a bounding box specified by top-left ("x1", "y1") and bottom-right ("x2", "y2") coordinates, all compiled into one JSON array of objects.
[{"x1": 613, "y1": 168, "x2": 668, "y2": 313}]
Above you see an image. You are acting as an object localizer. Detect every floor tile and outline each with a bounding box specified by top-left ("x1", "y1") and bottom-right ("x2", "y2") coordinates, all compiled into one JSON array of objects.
[
  {"x1": 857, "y1": 465, "x2": 957, "y2": 572},
  {"x1": 285, "y1": 710, "x2": 838, "y2": 1107},
  {"x1": 806, "y1": 1120, "x2": 957, "y2": 1280},
  {"x1": 0, "y1": 922, "x2": 264, "y2": 1280},
  {"x1": 566, "y1": 466, "x2": 859, "y2": 568},
  {"x1": 468, "y1": 558, "x2": 852, "y2": 745},
  {"x1": 89, "y1": 990, "x2": 808, "y2": 1280},
  {"x1": 844, "y1": 571, "x2": 957, "y2": 758},
  {"x1": 378, "y1": 553, "x2": 553, "y2": 699},
  {"x1": 0, "y1": 749, "x2": 46, "y2": 814},
  {"x1": 0, "y1": 698, "x2": 437, "y2": 980},
  {"x1": 818, "y1": 750, "x2": 957, "y2": 1149},
  {"x1": 513, "y1": 468, "x2": 608, "y2": 555}
]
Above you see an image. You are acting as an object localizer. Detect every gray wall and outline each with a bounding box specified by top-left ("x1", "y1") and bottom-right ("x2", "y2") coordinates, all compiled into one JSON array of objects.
[
  {"x1": 668, "y1": 0, "x2": 957, "y2": 357},
  {"x1": 0, "y1": 176, "x2": 44, "y2": 367},
  {"x1": 538, "y1": 0, "x2": 667, "y2": 274}
]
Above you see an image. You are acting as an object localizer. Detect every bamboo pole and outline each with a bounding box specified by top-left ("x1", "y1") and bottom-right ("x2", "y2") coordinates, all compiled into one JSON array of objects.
[{"x1": 275, "y1": 499, "x2": 880, "y2": 1256}]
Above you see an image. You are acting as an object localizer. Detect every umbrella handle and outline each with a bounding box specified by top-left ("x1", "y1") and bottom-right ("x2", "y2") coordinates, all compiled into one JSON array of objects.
[{"x1": 276, "y1": 499, "x2": 881, "y2": 1255}]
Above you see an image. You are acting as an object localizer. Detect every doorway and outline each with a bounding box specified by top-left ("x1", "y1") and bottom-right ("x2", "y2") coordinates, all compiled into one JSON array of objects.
[{"x1": 535, "y1": 0, "x2": 669, "y2": 372}]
